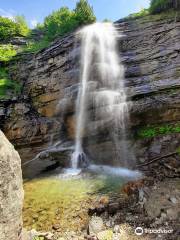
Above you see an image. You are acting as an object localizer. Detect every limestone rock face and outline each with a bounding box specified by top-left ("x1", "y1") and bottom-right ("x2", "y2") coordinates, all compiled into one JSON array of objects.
[
  {"x1": 0, "y1": 130, "x2": 24, "y2": 240},
  {"x1": 0, "y1": 13, "x2": 180, "y2": 175}
]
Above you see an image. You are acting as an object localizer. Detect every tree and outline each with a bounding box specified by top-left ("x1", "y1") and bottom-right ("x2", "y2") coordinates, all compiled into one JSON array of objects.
[
  {"x1": 43, "y1": 1, "x2": 96, "y2": 41},
  {"x1": 14, "y1": 15, "x2": 29, "y2": 36},
  {"x1": 150, "y1": 0, "x2": 180, "y2": 14},
  {"x1": 44, "y1": 7, "x2": 78, "y2": 40},
  {"x1": 74, "y1": 0, "x2": 96, "y2": 25},
  {"x1": 0, "y1": 16, "x2": 29, "y2": 41},
  {"x1": 0, "y1": 17, "x2": 18, "y2": 40}
]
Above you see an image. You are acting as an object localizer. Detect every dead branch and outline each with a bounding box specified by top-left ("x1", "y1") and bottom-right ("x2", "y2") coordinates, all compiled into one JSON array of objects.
[{"x1": 137, "y1": 152, "x2": 177, "y2": 167}]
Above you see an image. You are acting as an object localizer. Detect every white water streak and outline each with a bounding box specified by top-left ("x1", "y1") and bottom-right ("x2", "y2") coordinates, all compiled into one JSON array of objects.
[{"x1": 72, "y1": 22, "x2": 129, "y2": 169}]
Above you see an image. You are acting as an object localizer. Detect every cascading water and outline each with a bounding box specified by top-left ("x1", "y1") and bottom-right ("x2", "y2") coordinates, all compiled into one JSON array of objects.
[{"x1": 71, "y1": 22, "x2": 133, "y2": 170}]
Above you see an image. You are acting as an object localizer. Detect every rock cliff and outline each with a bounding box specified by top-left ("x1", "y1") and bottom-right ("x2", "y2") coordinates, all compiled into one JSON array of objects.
[
  {"x1": 0, "y1": 130, "x2": 23, "y2": 240},
  {"x1": 0, "y1": 12, "x2": 180, "y2": 176}
]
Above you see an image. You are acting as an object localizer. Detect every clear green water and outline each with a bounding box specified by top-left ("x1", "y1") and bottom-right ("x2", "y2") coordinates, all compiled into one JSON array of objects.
[{"x1": 23, "y1": 173, "x2": 125, "y2": 233}]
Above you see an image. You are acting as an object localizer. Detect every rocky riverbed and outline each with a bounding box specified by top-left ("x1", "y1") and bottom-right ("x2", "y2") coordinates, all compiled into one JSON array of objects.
[
  {"x1": 22, "y1": 171, "x2": 126, "y2": 239},
  {"x1": 22, "y1": 160, "x2": 180, "y2": 240}
]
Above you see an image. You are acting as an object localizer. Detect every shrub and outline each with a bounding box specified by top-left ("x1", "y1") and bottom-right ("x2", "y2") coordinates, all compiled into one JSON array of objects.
[
  {"x1": 0, "y1": 15, "x2": 29, "y2": 41},
  {"x1": 42, "y1": 0, "x2": 96, "y2": 41},
  {"x1": 0, "y1": 44, "x2": 17, "y2": 62},
  {"x1": 23, "y1": 39, "x2": 50, "y2": 53},
  {"x1": 44, "y1": 7, "x2": 78, "y2": 40},
  {"x1": 0, "y1": 17, "x2": 18, "y2": 41},
  {"x1": 14, "y1": 15, "x2": 29, "y2": 36},
  {"x1": 138, "y1": 124, "x2": 180, "y2": 138},
  {"x1": 127, "y1": 8, "x2": 149, "y2": 19},
  {"x1": 24, "y1": 0, "x2": 96, "y2": 53},
  {"x1": 150, "y1": 0, "x2": 180, "y2": 14}
]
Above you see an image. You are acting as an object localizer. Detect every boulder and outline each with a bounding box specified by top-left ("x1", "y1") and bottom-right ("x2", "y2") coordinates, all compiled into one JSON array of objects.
[{"x1": 0, "y1": 130, "x2": 24, "y2": 240}]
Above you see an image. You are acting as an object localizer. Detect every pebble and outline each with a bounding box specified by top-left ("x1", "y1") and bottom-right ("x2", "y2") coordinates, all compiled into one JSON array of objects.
[
  {"x1": 169, "y1": 197, "x2": 177, "y2": 204},
  {"x1": 88, "y1": 216, "x2": 104, "y2": 235},
  {"x1": 166, "y1": 208, "x2": 178, "y2": 220},
  {"x1": 113, "y1": 225, "x2": 120, "y2": 233},
  {"x1": 52, "y1": 224, "x2": 60, "y2": 230}
]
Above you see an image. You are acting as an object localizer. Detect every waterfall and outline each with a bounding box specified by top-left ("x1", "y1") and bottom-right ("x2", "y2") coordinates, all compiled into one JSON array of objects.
[{"x1": 71, "y1": 22, "x2": 130, "y2": 169}]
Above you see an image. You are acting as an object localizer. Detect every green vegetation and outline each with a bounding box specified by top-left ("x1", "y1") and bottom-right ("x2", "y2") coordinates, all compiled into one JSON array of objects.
[
  {"x1": 0, "y1": 15, "x2": 29, "y2": 41},
  {"x1": 43, "y1": 0, "x2": 95, "y2": 40},
  {"x1": 23, "y1": 39, "x2": 50, "y2": 53},
  {"x1": 127, "y1": 0, "x2": 180, "y2": 19},
  {"x1": 74, "y1": 0, "x2": 96, "y2": 25},
  {"x1": 23, "y1": 0, "x2": 96, "y2": 53},
  {"x1": 127, "y1": 8, "x2": 149, "y2": 19},
  {"x1": 0, "y1": 16, "x2": 28, "y2": 60},
  {"x1": 150, "y1": 0, "x2": 180, "y2": 14},
  {"x1": 14, "y1": 15, "x2": 29, "y2": 36},
  {"x1": 0, "y1": 67, "x2": 21, "y2": 99},
  {"x1": 138, "y1": 124, "x2": 180, "y2": 138},
  {"x1": 0, "y1": 44, "x2": 17, "y2": 61},
  {"x1": 43, "y1": 7, "x2": 77, "y2": 41}
]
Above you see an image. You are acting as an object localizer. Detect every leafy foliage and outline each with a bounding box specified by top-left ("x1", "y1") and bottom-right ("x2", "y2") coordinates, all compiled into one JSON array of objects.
[
  {"x1": 0, "y1": 67, "x2": 21, "y2": 99},
  {"x1": 126, "y1": 0, "x2": 180, "y2": 20},
  {"x1": 74, "y1": 0, "x2": 96, "y2": 25},
  {"x1": 42, "y1": 0, "x2": 96, "y2": 41},
  {"x1": 0, "y1": 15, "x2": 29, "y2": 41},
  {"x1": 14, "y1": 15, "x2": 29, "y2": 36},
  {"x1": 44, "y1": 7, "x2": 78, "y2": 40},
  {"x1": 23, "y1": 0, "x2": 96, "y2": 52},
  {"x1": 0, "y1": 17, "x2": 18, "y2": 41},
  {"x1": 138, "y1": 124, "x2": 180, "y2": 138},
  {"x1": 150, "y1": 0, "x2": 180, "y2": 14},
  {"x1": 0, "y1": 44, "x2": 16, "y2": 61},
  {"x1": 23, "y1": 39, "x2": 50, "y2": 53},
  {"x1": 127, "y1": 8, "x2": 149, "y2": 19}
]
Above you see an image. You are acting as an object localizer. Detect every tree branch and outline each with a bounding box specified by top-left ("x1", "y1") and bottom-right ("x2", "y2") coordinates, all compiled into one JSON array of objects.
[{"x1": 137, "y1": 152, "x2": 177, "y2": 167}]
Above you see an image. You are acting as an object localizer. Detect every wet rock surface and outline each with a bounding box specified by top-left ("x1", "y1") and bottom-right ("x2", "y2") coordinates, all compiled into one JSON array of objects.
[{"x1": 0, "y1": 13, "x2": 179, "y2": 173}]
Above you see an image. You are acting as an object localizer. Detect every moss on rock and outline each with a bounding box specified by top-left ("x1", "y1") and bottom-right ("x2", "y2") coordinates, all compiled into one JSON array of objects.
[{"x1": 137, "y1": 123, "x2": 180, "y2": 138}]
